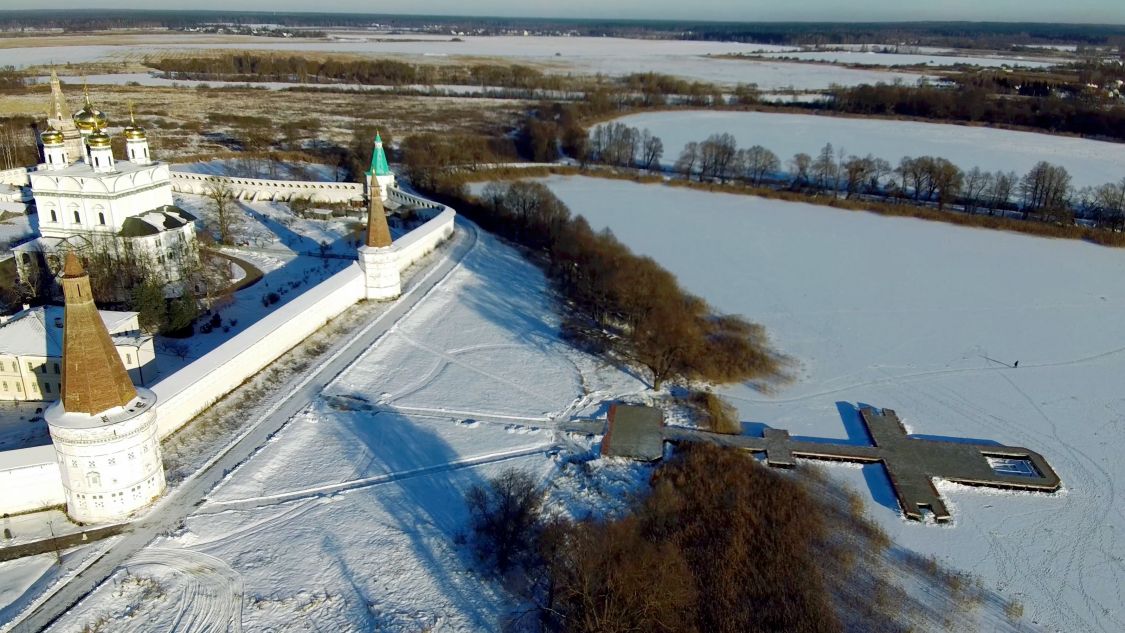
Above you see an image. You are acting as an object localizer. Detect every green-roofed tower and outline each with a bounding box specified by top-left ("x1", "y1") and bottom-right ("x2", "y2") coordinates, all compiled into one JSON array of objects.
[
  {"x1": 365, "y1": 132, "x2": 396, "y2": 202},
  {"x1": 366, "y1": 132, "x2": 391, "y2": 176}
]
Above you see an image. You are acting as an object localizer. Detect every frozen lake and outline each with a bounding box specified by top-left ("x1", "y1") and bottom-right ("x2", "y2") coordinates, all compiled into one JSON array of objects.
[
  {"x1": 610, "y1": 110, "x2": 1125, "y2": 189},
  {"x1": 530, "y1": 174, "x2": 1125, "y2": 633}
]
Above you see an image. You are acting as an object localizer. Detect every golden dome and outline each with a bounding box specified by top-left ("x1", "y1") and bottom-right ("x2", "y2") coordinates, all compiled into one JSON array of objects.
[
  {"x1": 86, "y1": 131, "x2": 112, "y2": 149},
  {"x1": 73, "y1": 104, "x2": 108, "y2": 132},
  {"x1": 123, "y1": 105, "x2": 145, "y2": 140},
  {"x1": 40, "y1": 128, "x2": 64, "y2": 145},
  {"x1": 73, "y1": 85, "x2": 108, "y2": 132}
]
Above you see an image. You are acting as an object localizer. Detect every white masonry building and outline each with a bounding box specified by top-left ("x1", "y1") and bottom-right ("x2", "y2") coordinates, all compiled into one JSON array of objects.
[{"x1": 15, "y1": 74, "x2": 197, "y2": 290}]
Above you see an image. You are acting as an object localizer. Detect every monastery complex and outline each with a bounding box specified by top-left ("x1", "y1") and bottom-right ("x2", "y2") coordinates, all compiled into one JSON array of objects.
[{"x1": 0, "y1": 78, "x2": 456, "y2": 523}]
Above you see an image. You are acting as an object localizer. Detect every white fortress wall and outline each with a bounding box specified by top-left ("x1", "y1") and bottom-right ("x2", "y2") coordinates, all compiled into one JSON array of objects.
[
  {"x1": 170, "y1": 172, "x2": 364, "y2": 204},
  {"x1": 394, "y1": 208, "x2": 456, "y2": 272},
  {"x1": 153, "y1": 264, "x2": 365, "y2": 438},
  {"x1": 0, "y1": 167, "x2": 31, "y2": 187},
  {"x1": 0, "y1": 445, "x2": 65, "y2": 515},
  {"x1": 0, "y1": 186, "x2": 456, "y2": 516}
]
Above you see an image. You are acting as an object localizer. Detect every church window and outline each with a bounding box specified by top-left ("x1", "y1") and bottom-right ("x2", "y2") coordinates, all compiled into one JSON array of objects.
[
  {"x1": 50, "y1": 210, "x2": 57, "y2": 222},
  {"x1": 26, "y1": 362, "x2": 32, "y2": 372},
  {"x1": 87, "y1": 472, "x2": 100, "y2": 486},
  {"x1": 128, "y1": 452, "x2": 135, "y2": 460},
  {"x1": 15, "y1": 383, "x2": 20, "y2": 393},
  {"x1": 70, "y1": 459, "x2": 77, "y2": 467},
  {"x1": 107, "y1": 457, "x2": 116, "y2": 465},
  {"x1": 53, "y1": 363, "x2": 59, "y2": 374},
  {"x1": 73, "y1": 210, "x2": 81, "y2": 223},
  {"x1": 98, "y1": 212, "x2": 106, "y2": 225},
  {"x1": 44, "y1": 383, "x2": 50, "y2": 394},
  {"x1": 125, "y1": 353, "x2": 132, "y2": 364},
  {"x1": 2, "y1": 382, "x2": 6, "y2": 391},
  {"x1": 87, "y1": 460, "x2": 95, "y2": 468}
]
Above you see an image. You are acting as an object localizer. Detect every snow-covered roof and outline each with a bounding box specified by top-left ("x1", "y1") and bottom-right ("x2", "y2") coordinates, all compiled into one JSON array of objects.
[
  {"x1": 0, "y1": 305, "x2": 138, "y2": 358},
  {"x1": 119, "y1": 205, "x2": 197, "y2": 237}
]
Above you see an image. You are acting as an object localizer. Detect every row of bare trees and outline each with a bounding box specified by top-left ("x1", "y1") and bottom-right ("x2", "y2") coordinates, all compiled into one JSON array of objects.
[
  {"x1": 471, "y1": 180, "x2": 781, "y2": 389},
  {"x1": 660, "y1": 133, "x2": 1125, "y2": 227}
]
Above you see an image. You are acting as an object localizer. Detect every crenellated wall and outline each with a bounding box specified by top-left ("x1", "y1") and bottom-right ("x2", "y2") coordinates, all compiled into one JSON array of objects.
[{"x1": 170, "y1": 171, "x2": 364, "y2": 204}]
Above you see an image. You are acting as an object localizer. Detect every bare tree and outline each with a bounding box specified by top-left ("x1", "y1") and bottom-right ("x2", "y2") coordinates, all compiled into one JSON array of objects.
[
  {"x1": 639, "y1": 129, "x2": 664, "y2": 171},
  {"x1": 741, "y1": 145, "x2": 779, "y2": 186},
  {"x1": 962, "y1": 167, "x2": 992, "y2": 214},
  {"x1": 987, "y1": 171, "x2": 1017, "y2": 216},
  {"x1": 1020, "y1": 161, "x2": 1072, "y2": 221},
  {"x1": 675, "y1": 142, "x2": 700, "y2": 181},
  {"x1": 205, "y1": 180, "x2": 238, "y2": 246},
  {"x1": 1093, "y1": 177, "x2": 1125, "y2": 230},
  {"x1": 699, "y1": 133, "x2": 737, "y2": 183},
  {"x1": 811, "y1": 143, "x2": 839, "y2": 194},
  {"x1": 930, "y1": 158, "x2": 964, "y2": 211},
  {"x1": 788, "y1": 152, "x2": 812, "y2": 189}
]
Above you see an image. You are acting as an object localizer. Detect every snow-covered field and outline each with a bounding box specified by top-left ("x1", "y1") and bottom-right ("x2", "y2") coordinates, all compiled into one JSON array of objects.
[
  {"x1": 760, "y1": 50, "x2": 1061, "y2": 67},
  {"x1": 44, "y1": 72, "x2": 492, "y2": 95},
  {"x1": 609, "y1": 110, "x2": 1125, "y2": 189},
  {"x1": 529, "y1": 175, "x2": 1125, "y2": 633},
  {"x1": 42, "y1": 229, "x2": 646, "y2": 632},
  {"x1": 6, "y1": 35, "x2": 925, "y2": 90}
]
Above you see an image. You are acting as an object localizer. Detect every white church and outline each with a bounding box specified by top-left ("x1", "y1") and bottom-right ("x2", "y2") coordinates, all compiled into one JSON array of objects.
[{"x1": 14, "y1": 73, "x2": 197, "y2": 291}]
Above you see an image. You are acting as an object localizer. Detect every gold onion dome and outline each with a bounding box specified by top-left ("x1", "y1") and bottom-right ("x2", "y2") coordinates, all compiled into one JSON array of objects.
[
  {"x1": 73, "y1": 87, "x2": 108, "y2": 132},
  {"x1": 86, "y1": 131, "x2": 112, "y2": 149},
  {"x1": 40, "y1": 128, "x2": 64, "y2": 145},
  {"x1": 73, "y1": 104, "x2": 108, "y2": 132},
  {"x1": 123, "y1": 108, "x2": 146, "y2": 140}
]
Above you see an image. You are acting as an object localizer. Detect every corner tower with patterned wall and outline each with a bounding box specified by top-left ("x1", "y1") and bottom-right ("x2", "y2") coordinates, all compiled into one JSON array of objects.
[{"x1": 45, "y1": 253, "x2": 165, "y2": 523}]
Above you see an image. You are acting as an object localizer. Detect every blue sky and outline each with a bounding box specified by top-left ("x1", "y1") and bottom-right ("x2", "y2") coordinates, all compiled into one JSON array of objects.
[{"x1": 7, "y1": 1, "x2": 1124, "y2": 23}]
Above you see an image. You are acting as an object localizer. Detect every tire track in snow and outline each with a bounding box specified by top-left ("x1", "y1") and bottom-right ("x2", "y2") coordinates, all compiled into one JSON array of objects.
[
  {"x1": 125, "y1": 548, "x2": 242, "y2": 633},
  {"x1": 200, "y1": 444, "x2": 553, "y2": 513}
]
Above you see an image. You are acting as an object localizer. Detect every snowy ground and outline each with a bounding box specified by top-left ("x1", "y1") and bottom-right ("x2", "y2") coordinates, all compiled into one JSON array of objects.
[
  {"x1": 42, "y1": 229, "x2": 647, "y2": 632},
  {"x1": 527, "y1": 175, "x2": 1125, "y2": 633},
  {"x1": 609, "y1": 110, "x2": 1125, "y2": 189},
  {"x1": 156, "y1": 191, "x2": 362, "y2": 368},
  {"x1": 759, "y1": 50, "x2": 1062, "y2": 67},
  {"x1": 8, "y1": 34, "x2": 925, "y2": 90}
]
